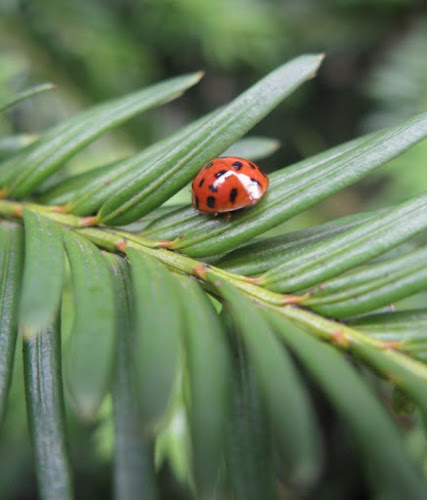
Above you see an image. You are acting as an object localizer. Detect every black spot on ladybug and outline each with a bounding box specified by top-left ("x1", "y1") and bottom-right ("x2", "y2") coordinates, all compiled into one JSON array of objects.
[
  {"x1": 194, "y1": 195, "x2": 199, "y2": 209},
  {"x1": 214, "y1": 169, "x2": 227, "y2": 178},
  {"x1": 232, "y1": 161, "x2": 243, "y2": 170},
  {"x1": 250, "y1": 177, "x2": 262, "y2": 187},
  {"x1": 204, "y1": 161, "x2": 214, "y2": 170},
  {"x1": 198, "y1": 178, "x2": 205, "y2": 187},
  {"x1": 249, "y1": 162, "x2": 256, "y2": 169},
  {"x1": 229, "y1": 188, "x2": 238, "y2": 203},
  {"x1": 207, "y1": 196, "x2": 216, "y2": 209},
  {"x1": 209, "y1": 184, "x2": 218, "y2": 192}
]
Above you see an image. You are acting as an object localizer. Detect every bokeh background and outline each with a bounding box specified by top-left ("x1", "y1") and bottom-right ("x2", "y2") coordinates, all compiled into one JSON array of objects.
[{"x1": 1, "y1": 1, "x2": 426, "y2": 498}]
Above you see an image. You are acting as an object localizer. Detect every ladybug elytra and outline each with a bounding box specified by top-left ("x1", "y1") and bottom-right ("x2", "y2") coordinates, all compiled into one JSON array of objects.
[{"x1": 191, "y1": 157, "x2": 269, "y2": 216}]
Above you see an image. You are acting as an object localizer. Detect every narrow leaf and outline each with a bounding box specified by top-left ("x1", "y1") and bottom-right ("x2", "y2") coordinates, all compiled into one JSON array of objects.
[
  {"x1": 267, "y1": 311, "x2": 427, "y2": 500},
  {"x1": 260, "y1": 194, "x2": 427, "y2": 291},
  {"x1": 0, "y1": 223, "x2": 24, "y2": 422},
  {"x1": 162, "y1": 112, "x2": 427, "y2": 257},
  {"x1": 0, "y1": 83, "x2": 55, "y2": 112},
  {"x1": 127, "y1": 249, "x2": 181, "y2": 427},
  {"x1": 0, "y1": 72, "x2": 203, "y2": 198},
  {"x1": 216, "y1": 210, "x2": 378, "y2": 275},
  {"x1": 0, "y1": 134, "x2": 39, "y2": 161},
  {"x1": 348, "y1": 310, "x2": 427, "y2": 361},
  {"x1": 19, "y1": 210, "x2": 65, "y2": 336},
  {"x1": 142, "y1": 205, "x2": 206, "y2": 240},
  {"x1": 40, "y1": 159, "x2": 120, "y2": 207},
  {"x1": 63, "y1": 231, "x2": 116, "y2": 420},
  {"x1": 217, "y1": 281, "x2": 322, "y2": 485},
  {"x1": 97, "y1": 54, "x2": 324, "y2": 224},
  {"x1": 23, "y1": 317, "x2": 73, "y2": 500},
  {"x1": 176, "y1": 277, "x2": 231, "y2": 497},
  {"x1": 348, "y1": 310, "x2": 427, "y2": 341},
  {"x1": 223, "y1": 332, "x2": 277, "y2": 500},
  {"x1": 105, "y1": 253, "x2": 158, "y2": 500},
  {"x1": 304, "y1": 246, "x2": 427, "y2": 318},
  {"x1": 222, "y1": 136, "x2": 280, "y2": 160},
  {"x1": 42, "y1": 110, "x2": 215, "y2": 213}
]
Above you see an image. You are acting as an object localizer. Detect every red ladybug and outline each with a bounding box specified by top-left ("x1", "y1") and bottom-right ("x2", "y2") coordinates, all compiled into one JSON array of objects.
[{"x1": 191, "y1": 157, "x2": 269, "y2": 216}]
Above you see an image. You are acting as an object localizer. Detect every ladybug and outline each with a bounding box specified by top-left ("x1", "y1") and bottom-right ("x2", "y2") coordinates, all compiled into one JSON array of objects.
[{"x1": 191, "y1": 157, "x2": 269, "y2": 216}]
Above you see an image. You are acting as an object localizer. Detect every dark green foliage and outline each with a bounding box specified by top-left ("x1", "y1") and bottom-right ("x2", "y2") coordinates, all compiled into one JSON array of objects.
[
  {"x1": 0, "y1": 223, "x2": 24, "y2": 422},
  {"x1": 0, "y1": 55, "x2": 426, "y2": 499},
  {"x1": 106, "y1": 253, "x2": 158, "y2": 500},
  {"x1": 127, "y1": 249, "x2": 182, "y2": 427},
  {"x1": 23, "y1": 317, "x2": 73, "y2": 500},
  {"x1": 267, "y1": 312, "x2": 427, "y2": 500},
  {"x1": 62, "y1": 231, "x2": 116, "y2": 421},
  {"x1": 19, "y1": 210, "x2": 65, "y2": 335}
]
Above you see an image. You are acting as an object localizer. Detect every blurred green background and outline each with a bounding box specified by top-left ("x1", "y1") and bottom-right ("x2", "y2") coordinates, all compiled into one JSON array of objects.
[{"x1": 1, "y1": 1, "x2": 426, "y2": 498}]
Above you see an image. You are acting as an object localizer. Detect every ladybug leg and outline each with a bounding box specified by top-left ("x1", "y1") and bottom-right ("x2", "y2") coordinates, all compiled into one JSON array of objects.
[
  {"x1": 225, "y1": 213, "x2": 232, "y2": 222},
  {"x1": 213, "y1": 212, "x2": 218, "y2": 217}
]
